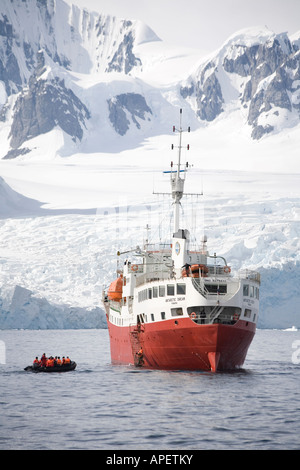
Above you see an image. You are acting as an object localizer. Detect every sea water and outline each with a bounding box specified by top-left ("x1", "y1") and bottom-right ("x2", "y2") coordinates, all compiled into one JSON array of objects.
[{"x1": 0, "y1": 328, "x2": 299, "y2": 450}]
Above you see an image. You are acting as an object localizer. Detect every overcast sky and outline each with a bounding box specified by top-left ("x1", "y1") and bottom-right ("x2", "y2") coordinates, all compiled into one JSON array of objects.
[{"x1": 71, "y1": 0, "x2": 300, "y2": 53}]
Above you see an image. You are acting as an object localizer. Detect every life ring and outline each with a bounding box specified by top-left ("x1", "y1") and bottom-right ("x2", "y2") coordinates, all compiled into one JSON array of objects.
[
  {"x1": 190, "y1": 312, "x2": 197, "y2": 319},
  {"x1": 131, "y1": 264, "x2": 138, "y2": 272},
  {"x1": 224, "y1": 266, "x2": 231, "y2": 273},
  {"x1": 233, "y1": 313, "x2": 239, "y2": 321}
]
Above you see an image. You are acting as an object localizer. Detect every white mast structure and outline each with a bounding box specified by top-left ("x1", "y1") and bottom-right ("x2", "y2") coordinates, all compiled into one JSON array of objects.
[
  {"x1": 154, "y1": 108, "x2": 202, "y2": 277},
  {"x1": 158, "y1": 108, "x2": 203, "y2": 278},
  {"x1": 170, "y1": 108, "x2": 190, "y2": 233}
]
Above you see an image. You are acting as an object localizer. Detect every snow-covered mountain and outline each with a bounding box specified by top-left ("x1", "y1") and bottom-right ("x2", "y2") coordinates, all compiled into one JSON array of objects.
[
  {"x1": 0, "y1": 0, "x2": 163, "y2": 158},
  {"x1": 0, "y1": 0, "x2": 299, "y2": 159},
  {"x1": 0, "y1": 0, "x2": 299, "y2": 330},
  {"x1": 181, "y1": 27, "x2": 300, "y2": 139},
  {"x1": 0, "y1": 0, "x2": 159, "y2": 88}
]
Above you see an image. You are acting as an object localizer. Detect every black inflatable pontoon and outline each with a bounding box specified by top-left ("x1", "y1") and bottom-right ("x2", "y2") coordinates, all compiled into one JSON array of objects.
[{"x1": 24, "y1": 361, "x2": 76, "y2": 372}]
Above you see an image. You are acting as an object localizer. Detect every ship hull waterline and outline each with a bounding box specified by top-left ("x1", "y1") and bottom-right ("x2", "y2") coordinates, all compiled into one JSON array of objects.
[{"x1": 106, "y1": 316, "x2": 256, "y2": 372}]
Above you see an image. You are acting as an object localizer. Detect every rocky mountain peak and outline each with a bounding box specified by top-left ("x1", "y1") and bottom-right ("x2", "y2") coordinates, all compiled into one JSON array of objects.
[
  {"x1": 2, "y1": 48, "x2": 90, "y2": 158},
  {"x1": 180, "y1": 27, "x2": 300, "y2": 139}
]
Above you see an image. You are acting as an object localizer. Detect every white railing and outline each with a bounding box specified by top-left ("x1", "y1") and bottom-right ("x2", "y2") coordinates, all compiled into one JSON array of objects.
[
  {"x1": 239, "y1": 269, "x2": 261, "y2": 284},
  {"x1": 135, "y1": 271, "x2": 171, "y2": 287}
]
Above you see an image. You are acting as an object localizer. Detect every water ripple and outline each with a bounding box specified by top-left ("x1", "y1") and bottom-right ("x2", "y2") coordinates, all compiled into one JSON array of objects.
[{"x1": 0, "y1": 329, "x2": 300, "y2": 450}]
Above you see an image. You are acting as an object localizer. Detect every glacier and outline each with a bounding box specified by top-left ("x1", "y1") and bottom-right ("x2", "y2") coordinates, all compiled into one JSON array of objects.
[
  {"x1": 0, "y1": 167, "x2": 299, "y2": 330},
  {"x1": 0, "y1": 0, "x2": 299, "y2": 329}
]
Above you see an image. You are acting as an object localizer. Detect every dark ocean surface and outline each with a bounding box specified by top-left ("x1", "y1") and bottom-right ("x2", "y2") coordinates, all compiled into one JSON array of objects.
[{"x1": 0, "y1": 328, "x2": 299, "y2": 450}]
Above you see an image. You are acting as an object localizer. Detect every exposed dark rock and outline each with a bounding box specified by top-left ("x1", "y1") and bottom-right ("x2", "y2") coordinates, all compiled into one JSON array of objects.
[
  {"x1": 107, "y1": 92, "x2": 152, "y2": 135},
  {"x1": 9, "y1": 74, "x2": 90, "y2": 149},
  {"x1": 0, "y1": 15, "x2": 23, "y2": 95},
  {"x1": 248, "y1": 89, "x2": 265, "y2": 125},
  {"x1": 180, "y1": 62, "x2": 224, "y2": 122},
  {"x1": 223, "y1": 44, "x2": 259, "y2": 77},
  {"x1": 106, "y1": 31, "x2": 141, "y2": 74},
  {"x1": 180, "y1": 83, "x2": 194, "y2": 99},
  {"x1": 251, "y1": 124, "x2": 274, "y2": 140},
  {"x1": 195, "y1": 71, "x2": 224, "y2": 121},
  {"x1": 7, "y1": 49, "x2": 90, "y2": 153},
  {"x1": 264, "y1": 68, "x2": 292, "y2": 111},
  {"x1": 3, "y1": 147, "x2": 31, "y2": 160}
]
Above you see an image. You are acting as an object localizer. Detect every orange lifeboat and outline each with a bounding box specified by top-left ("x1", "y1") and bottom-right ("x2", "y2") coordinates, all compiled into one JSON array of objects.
[
  {"x1": 107, "y1": 276, "x2": 123, "y2": 301},
  {"x1": 191, "y1": 264, "x2": 208, "y2": 278},
  {"x1": 182, "y1": 264, "x2": 208, "y2": 278}
]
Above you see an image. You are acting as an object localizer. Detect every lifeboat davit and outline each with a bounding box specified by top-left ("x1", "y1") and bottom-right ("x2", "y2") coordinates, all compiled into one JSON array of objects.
[{"x1": 108, "y1": 276, "x2": 123, "y2": 301}]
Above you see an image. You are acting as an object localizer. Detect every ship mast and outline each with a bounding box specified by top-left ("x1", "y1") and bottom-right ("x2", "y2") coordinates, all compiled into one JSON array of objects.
[
  {"x1": 171, "y1": 108, "x2": 190, "y2": 233},
  {"x1": 154, "y1": 108, "x2": 199, "y2": 236}
]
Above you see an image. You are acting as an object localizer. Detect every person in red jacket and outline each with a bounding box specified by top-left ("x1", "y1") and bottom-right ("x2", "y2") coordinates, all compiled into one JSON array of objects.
[{"x1": 40, "y1": 353, "x2": 47, "y2": 366}]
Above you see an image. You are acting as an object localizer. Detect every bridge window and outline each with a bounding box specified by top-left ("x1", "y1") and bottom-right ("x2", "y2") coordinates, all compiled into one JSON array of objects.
[
  {"x1": 159, "y1": 286, "x2": 165, "y2": 297},
  {"x1": 167, "y1": 284, "x2": 175, "y2": 295},
  {"x1": 177, "y1": 283, "x2": 186, "y2": 295},
  {"x1": 138, "y1": 289, "x2": 148, "y2": 302},
  {"x1": 205, "y1": 284, "x2": 227, "y2": 294},
  {"x1": 243, "y1": 284, "x2": 249, "y2": 296}
]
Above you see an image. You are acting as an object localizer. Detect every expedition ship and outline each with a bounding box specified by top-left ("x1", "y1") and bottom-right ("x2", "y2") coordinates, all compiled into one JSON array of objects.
[{"x1": 103, "y1": 110, "x2": 260, "y2": 372}]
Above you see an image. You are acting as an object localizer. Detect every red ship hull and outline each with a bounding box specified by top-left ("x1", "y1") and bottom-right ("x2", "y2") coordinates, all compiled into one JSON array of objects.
[{"x1": 106, "y1": 316, "x2": 256, "y2": 372}]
